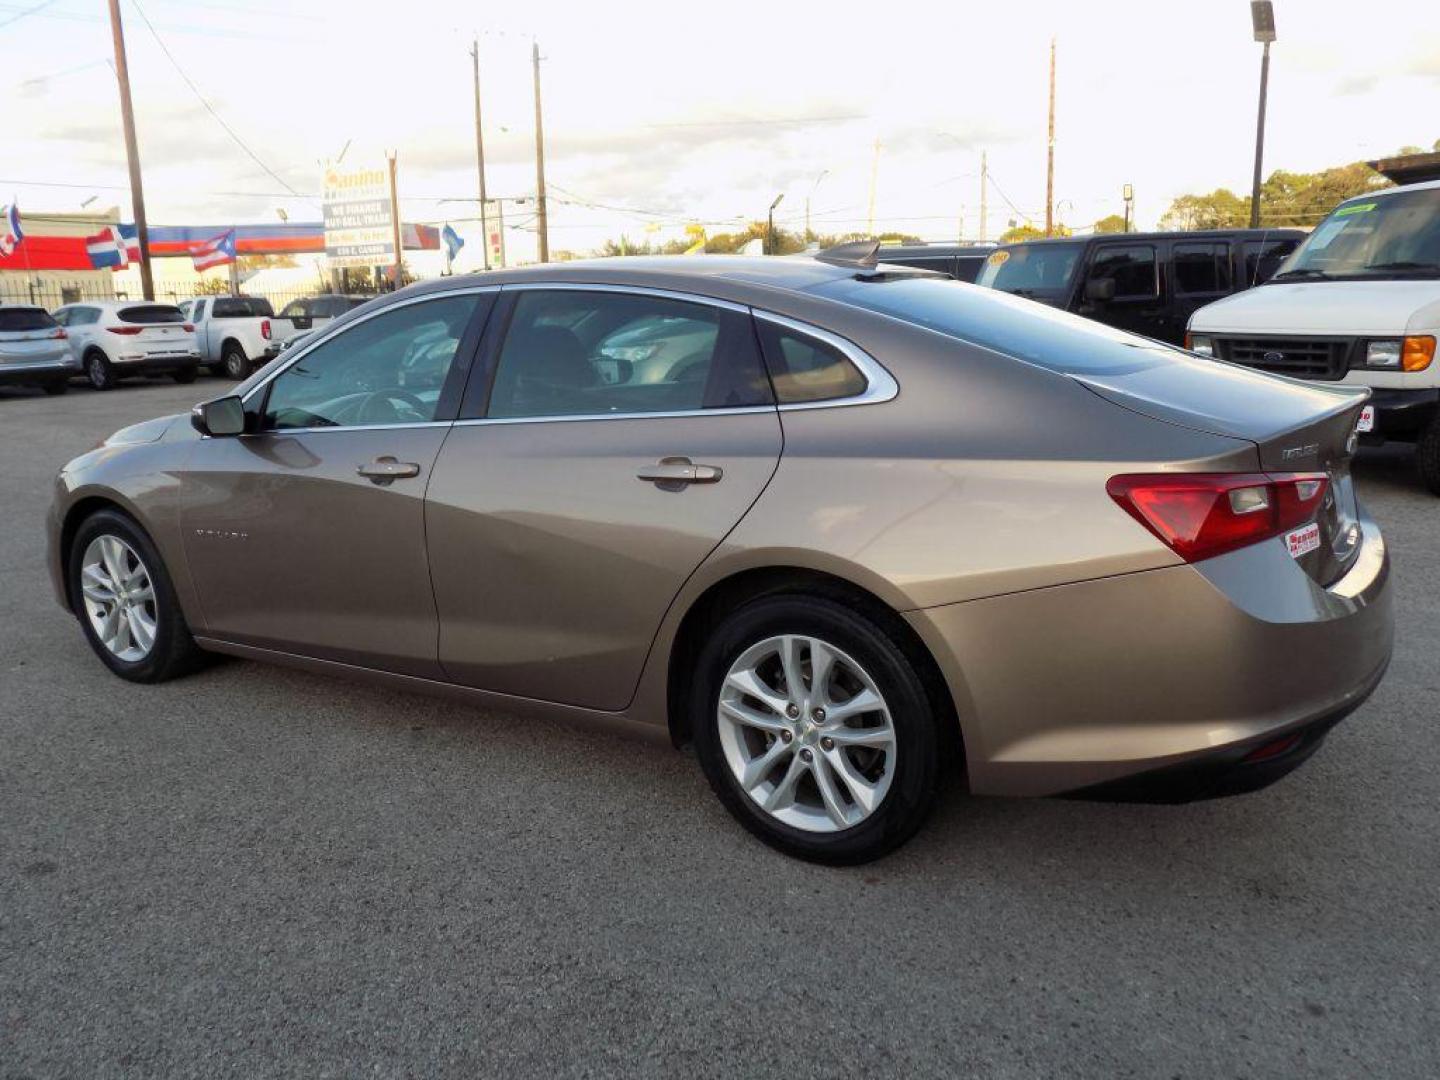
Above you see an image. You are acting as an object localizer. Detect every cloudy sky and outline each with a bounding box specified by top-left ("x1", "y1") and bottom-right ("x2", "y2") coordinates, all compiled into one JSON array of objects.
[{"x1": 3, "y1": 0, "x2": 1439, "y2": 273}]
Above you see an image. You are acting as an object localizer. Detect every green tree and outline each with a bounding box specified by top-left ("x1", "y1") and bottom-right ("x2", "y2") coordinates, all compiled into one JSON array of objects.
[
  {"x1": 1159, "y1": 158, "x2": 1395, "y2": 231},
  {"x1": 1092, "y1": 214, "x2": 1128, "y2": 234},
  {"x1": 1158, "y1": 189, "x2": 1250, "y2": 230},
  {"x1": 997, "y1": 223, "x2": 1070, "y2": 243}
]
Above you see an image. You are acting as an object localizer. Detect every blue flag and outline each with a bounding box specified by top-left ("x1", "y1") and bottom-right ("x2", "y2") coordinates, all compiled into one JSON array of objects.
[{"x1": 442, "y1": 223, "x2": 464, "y2": 260}]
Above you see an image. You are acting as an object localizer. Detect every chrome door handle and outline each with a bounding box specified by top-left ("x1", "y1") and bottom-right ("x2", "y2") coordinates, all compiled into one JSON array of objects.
[
  {"x1": 357, "y1": 456, "x2": 421, "y2": 485},
  {"x1": 636, "y1": 457, "x2": 723, "y2": 486}
]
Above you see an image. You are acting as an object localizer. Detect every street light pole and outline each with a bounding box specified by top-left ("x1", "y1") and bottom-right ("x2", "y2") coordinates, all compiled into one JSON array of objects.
[
  {"x1": 1249, "y1": 1, "x2": 1277, "y2": 228},
  {"x1": 767, "y1": 193, "x2": 785, "y2": 255}
]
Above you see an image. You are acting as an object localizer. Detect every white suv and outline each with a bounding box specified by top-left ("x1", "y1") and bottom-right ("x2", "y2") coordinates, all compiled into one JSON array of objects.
[
  {"x1": 53, "y1": 300, "x2": 201, "y2": 391},
  {"x1": 1188, "y1": 179, "x2": 1440, "y2": 492}
]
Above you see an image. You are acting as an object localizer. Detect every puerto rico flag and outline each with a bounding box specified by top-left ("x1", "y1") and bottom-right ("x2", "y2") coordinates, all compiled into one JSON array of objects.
[
  {"x1": 0, "y1": 203, "x2": 22, "y2": 257},
  {"x1": 191, "y1": 229, "x2": 237, "y2": 271},
  {"x1": 85, "y1": 224, "x2": 141, "y2": 269}
]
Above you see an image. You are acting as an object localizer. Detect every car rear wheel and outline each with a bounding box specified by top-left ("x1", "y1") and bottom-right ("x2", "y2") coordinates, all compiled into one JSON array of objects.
[
  {"x1": 85, "y1": 350, "x2": 115, "y2": 391},
  {"x1": 1417, "y1": 416, "x2": 1440, "y2": 496},
  {"x1": 69, "y1": 510, "x2": 206, "y2": 683},
  {"x1": 221, "y1": 344, "x2": 251, "y2": 381},
  {"x1": 692, "y1": 595, "x2": 942, "y2": 864},
  {"x1": 42, "y1": 379, "x2": 68, "y2": 396}
]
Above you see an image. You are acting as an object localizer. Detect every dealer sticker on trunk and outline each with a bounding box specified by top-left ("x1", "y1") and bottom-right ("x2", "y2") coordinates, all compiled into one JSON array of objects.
[
  {"x1": 1356, "y1": 405, "x2": 1375, "y2": 433},
  {"x1": 1286, "y1": 522, "x2": 1321, "y2": 559}
]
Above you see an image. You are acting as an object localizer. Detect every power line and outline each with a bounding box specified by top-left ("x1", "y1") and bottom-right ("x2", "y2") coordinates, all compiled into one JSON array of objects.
[
  {"x1": 0, "y1": 0, "x2": 56, "y2": 29},
  {"x1": 126, "y1": 0, "x2": 302, "y2": 195}
]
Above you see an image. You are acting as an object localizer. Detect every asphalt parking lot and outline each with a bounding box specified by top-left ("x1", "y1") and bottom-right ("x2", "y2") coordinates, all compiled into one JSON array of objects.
[{"x1": 2, "y1": 379, "x2": 1438, "y2": 1079}]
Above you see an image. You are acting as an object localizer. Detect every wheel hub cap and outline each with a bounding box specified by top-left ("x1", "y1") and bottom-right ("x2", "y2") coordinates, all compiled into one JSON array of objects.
[{"x1": 79, "y1": 535, "x2": 157, "y2": 663}]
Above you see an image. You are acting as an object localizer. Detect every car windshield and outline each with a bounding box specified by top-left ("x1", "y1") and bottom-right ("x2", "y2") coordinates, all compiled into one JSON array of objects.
[
  {"x1": 814, "y1": 275, "x2": 1178, "y2": 376},
  {"x1": 1275, "y1": 187, "x2": 1440, "y2": 280},
  {"x1": 0, "y1": 308, "x2": 58, "y2": 332},
  {"x1": 118, "y1": 305, "x2": 186, "y2": 325},
  {"x1": 974, "y1": 244, "x2": 1082, "y2": 299}
]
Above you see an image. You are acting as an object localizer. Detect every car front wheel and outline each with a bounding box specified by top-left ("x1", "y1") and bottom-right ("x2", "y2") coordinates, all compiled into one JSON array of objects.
[
  {"x1": 68, "y1": 510, "x2": 206, "y2": 683},
  {"x1": 692, "y1": 595, "x2": 942, "y2": 864}
]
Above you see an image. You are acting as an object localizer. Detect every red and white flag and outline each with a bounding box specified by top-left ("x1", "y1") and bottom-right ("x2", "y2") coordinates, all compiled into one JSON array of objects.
[{"x1": 191, "y1": 229, "x2": 237, "y2": 271}]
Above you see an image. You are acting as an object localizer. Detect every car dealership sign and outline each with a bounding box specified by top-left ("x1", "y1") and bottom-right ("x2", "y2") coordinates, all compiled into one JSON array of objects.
[{"x1": 323, "y1": 164, "x2": 395, "y2": 269}]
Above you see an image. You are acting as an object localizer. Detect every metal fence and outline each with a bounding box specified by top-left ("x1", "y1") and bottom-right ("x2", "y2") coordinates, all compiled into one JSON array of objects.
[{"x1": 0, "y1": 278, "x2": 382, "y2": 314}]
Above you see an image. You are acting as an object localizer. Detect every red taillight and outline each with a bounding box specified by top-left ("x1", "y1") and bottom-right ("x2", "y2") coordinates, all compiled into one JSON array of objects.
[
  {"x1": 1107, "y1": 472, "x2": 1328, "y2": 563},
  {"x1": 50, "y1": 328, "x2": 67, "y2": 340},
  {"x1": 182, "y1": 323, "x2": 194, "y2": 333},
  {"x1": 261, "y1": 318, "x2": 271, "y2": 340},
  {"x1": 107, "y1": 326, "x2": 143, "y2": 335}
]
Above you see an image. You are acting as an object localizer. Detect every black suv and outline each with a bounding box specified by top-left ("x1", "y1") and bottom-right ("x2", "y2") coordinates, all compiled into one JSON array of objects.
[
  {"x1": 877, "y1": 244, "x2": 997, "y2": 284},
  {"x1": 973, "y1": 229, "x2": 1304, "y2": 345}
]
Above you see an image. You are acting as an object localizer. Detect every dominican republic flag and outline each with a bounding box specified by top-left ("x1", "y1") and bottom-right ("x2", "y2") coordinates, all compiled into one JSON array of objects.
[
  {"x1": 85, "y1": 224, "x2": 141, "y2": 269},
  {"x1": 191, "y1": 229, "x2": 237, "y2": 271},
  {"x1": 0, "y1": 203, "x2": 23, "y2": 257}
]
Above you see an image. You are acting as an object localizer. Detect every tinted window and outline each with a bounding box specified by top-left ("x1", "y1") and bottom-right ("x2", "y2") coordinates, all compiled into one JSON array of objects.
[
  {"x1": 213, "y1": 297, "x2": 275, "y2": 318},
  {"x1": 975, "y1": 244, "x2": 1082, "y2": 300},
  {"x1": 279, "y1": 299, "x2": 309, "y2": 319},
  {"x1": 118, "y1": 304, "x2": 185, "y2": 325},
  {"x1": 0, "y1": 308, "x2": 57, "y2": 332},
  {"x1": 487, "y1": 290, "x2": 771, "y2": 419},
  {"x1": 263, "y1": 295, "x2": 479, "y2": 430},
  {"x1": 883, "y1": 256, "x2": 956, "y2": 278},
  {"x1": 1172, "y1": 242, "x2": 1233, "y2": 295},
  {"x1": 755, "y1": 321, "x2": 867, "y2": 403},
  {"x1": 1088, "y1": 245, "x2": 1157, "y2": 299},
  {"x1": 1244, "y1": 238, "x2": 1300, "y2": 285}
]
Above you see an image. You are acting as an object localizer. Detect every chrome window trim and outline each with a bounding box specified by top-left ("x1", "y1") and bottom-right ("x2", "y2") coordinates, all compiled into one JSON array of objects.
[
  {"x1": 241, "y1": 420, "x2": 450, "y2": 437},
  {"x1": 238, "y1": 285, "x2": 501, "y2": 407},
  {"x1": 501, "y1": 280, "x2": 751, "y2": 315},
  {"x1": 753, "y1": 310, "x2": 899, "y2": 411},
  {"x1": 454, "y1": 405, "x2": 776, "y2": 428}
]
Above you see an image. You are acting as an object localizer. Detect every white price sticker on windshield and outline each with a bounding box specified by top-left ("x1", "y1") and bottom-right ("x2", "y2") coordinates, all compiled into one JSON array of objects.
[
  {"x1": 1356, "y1": 405, "x2": 1375, "y2": 433},
  {"x1": 1286, "y1": 522, "x2": 1321, "y2": 559}
]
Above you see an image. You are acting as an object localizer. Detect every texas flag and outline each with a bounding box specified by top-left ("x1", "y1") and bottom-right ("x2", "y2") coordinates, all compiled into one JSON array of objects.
[
  {"x1": 191, "y1": 229, "x2": 236, "y2": 271},
  {"x1": 85, "y1": 224, "x2": 141, "y2": 269},
  {"x1": 0, "y1": 203, "x2": 23, "y2": 257}
]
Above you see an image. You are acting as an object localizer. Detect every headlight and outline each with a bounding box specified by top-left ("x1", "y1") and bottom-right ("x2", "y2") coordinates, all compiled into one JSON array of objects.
[
  {"x1": 1366, "y1": 340, "x2": 1402, "y2": 368},
  {"x1": 1187, "y1": 333, "x2": 1214, "y2": 357}
]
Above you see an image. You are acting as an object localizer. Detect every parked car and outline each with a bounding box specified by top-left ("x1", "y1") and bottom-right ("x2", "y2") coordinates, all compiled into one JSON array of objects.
[
  {"x1": 52, "y1": 300, "x2": 200, "y2": 390},
  {"x1": 1188, "y1": 181, "x2": 1440, "y2": 493},
  {"x1": 48, "y1": 247, "x2": 1391, "y2": 864},
  {"x1": 973, "y1": 229, "x2": 1304, "y2": 345},
  {"x1": 0, "y1": 304, "x2": 78, "y2": 395},
  {"x1": 177, "y1": 295, "x2": 298, "y2": 380},
  {"x1": 276, "y1": 294, "x2": 372, "y2": 332},
  {"x1": 876, "y1": 244, "x2": 996, "y2": 283}
]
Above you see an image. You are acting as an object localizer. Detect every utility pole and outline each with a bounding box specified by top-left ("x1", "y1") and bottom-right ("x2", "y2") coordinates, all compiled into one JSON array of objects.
[
  {"x1": 532, "y1": 41, "x2": 549, "y2": 263},
  {"x1": 766, "y1": 193, "x2": 784, "y2": 255},
  {"x1": 387, "y1": 152, "x2": 403, "y2": 289},
  {"x1": 1123, "y1": 183, "x2": 1135, "y2": 232},
  {"x1": 866, "y1": 138, "x2": 880, "y2": 236},
  {"x1": 106, "y1": 0, "x2": 153, "y2": 300},
  {"x1": 979, "y1": 149, "x2": 988, "y2": 243},
  {"x1": 471, "y1": 38, "x2": 490, "y2": 270},
  {"x1": 1045, "y1": 36, "x2": 1056, "y2": 237},
  {"x1": 1249, "y1": 2, "x2": 1277, "y2": 228}
]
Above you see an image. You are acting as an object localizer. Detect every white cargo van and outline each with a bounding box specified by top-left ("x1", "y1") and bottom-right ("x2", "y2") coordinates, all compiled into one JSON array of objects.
[{"x1": 1187, "y1": 179, "x2": 1440, "y2": 492}]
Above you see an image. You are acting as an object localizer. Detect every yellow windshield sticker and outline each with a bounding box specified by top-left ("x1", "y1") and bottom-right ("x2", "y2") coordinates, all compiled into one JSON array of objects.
[{"x1": 987, "y1": 250, "x2": 1011, "y2": 266}]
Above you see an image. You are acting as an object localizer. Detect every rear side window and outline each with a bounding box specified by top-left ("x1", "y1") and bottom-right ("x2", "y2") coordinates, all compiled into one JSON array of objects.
[
  {"x1": 118, "y1": 305, "x2": 185, "y2": 325},
  {"x1": 0, "y1": 308, "x2": 57, "y2": 331},
  {"x1": 1172, "y1": 242, "x2": 1233, "y2": 296},
  {"x1": 1087, "y1": 245, "x2": 1157, "y2": 299},
  {"x1": 755, "y1": 321, "x2": 867, "y2": 404},
  {"x1": 213, "y1": 297, "x2": 275, "y2": 318}
]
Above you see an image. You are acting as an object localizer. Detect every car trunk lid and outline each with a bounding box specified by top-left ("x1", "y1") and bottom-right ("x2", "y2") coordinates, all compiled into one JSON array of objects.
[{"x1": 1074, "y1": 354, "x2": 1368, "y2": 586}]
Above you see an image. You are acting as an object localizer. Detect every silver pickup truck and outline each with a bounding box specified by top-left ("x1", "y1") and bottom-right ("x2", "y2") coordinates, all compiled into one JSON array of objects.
[{"x1": 177, "y1": 295, "x2": 298, "y2": 380}]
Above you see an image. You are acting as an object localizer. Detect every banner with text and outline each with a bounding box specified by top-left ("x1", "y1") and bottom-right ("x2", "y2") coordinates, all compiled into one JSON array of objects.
[{"x1": 323, "y1": 164, "x2": 395, "y2": 269}]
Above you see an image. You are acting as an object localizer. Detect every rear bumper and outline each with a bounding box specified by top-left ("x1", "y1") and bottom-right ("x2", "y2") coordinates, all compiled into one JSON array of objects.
[
  {"x1": 1360, "y1": 387, "x2": 1438, "y2": 442},
  {"x1": 0, "y1": 357, "x2": 79, "y2": 384},
  {"x1": 114, "y1": 353, "x2": 201, "y2": 375},
  {"x1": 906, "y1": 511, "x2": 1393, "y2": 798}
]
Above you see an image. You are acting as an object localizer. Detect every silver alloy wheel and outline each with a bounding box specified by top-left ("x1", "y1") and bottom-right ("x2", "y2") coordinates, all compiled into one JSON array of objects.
[
  {"x1": 717, "y1": 634, "x2": 897, "y2": 833},
  {"x1": 88, "y1": 354, "x2": 106, "y2": 388},
  {"x1": 79, "y1": 535, "x2": 158, "y2": 662}
]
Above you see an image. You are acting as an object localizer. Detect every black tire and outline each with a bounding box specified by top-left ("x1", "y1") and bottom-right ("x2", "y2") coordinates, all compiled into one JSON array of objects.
[
  {"x1": 85, "y1": 349, "x2": 115, "y2": 391},
  {"x1": 221, "y1": 343, "x2": 251, "y2": 381},
  {"x1": 68, "y1": 509, "x2": 207, "y2": 683},
  {"x1": 42, "y1": 380, "x2": 69, "y2": 396},
  {"x1": 1418, "y1": 417, "x2": 1440, "y2": 497},
  {"x1": 206, "y1": 363, "x2": 226, "y2": 378},
  {"x1": 172, "y1": 367, "x2": 198, "y2": 385},
  {"x1": 691, "y1": 594, "x2": 943, "y2": 865}
]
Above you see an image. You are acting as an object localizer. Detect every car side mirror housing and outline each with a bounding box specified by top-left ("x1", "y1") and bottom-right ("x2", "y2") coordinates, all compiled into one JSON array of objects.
[
  {"x1": 1084, "y1": 277, "x2": 1116, "y2": 303},
  {"x1": 191, "y1": 395, "x2": 247, "y2": 437}
]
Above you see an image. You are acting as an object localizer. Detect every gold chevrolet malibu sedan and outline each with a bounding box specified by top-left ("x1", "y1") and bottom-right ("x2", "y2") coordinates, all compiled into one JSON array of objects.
[{"x1": 48, "y1": 245, "x2": 1393, "y2": 863}]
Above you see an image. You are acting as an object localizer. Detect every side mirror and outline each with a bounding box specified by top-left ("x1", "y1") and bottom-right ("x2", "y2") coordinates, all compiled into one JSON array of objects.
[
  {"x1": 1084, "y1": 277, "x2": 1116, "y2": 303},
  {"x1": 191, "y1": 395, "x2": 247, "y2": 437}
]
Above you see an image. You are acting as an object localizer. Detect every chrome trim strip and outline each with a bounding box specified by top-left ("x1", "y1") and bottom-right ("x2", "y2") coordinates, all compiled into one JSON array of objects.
[
  {"x1": 238, "y1": 286, "x2": 501, "y2": 406},
  {"x1": 752, "y1": 310, "x2": 900, "y2": 410},
  {"x1": 501, "y1": 280, "x2": 751, "y2": 315},
  {"x1": 452, "y1": 405, "x2": 776, "y2": 428}
]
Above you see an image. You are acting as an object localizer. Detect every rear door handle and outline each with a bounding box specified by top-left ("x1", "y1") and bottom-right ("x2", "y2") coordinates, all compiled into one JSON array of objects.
[
  {"x1": 636, "y1": 456, "x2": 723, "y2": 486},
  {"x1": 357, "y1": 456, "x2": 421, "y2": 485}
]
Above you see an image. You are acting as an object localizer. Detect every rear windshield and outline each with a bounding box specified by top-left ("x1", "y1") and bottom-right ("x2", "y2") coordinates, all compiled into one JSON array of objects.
[
  {"x1": 213, "y1": 297, "x2": 275, "y2": 318},
  {"x1": 813, "y1": 275, "x2": 1176, "y2": 376},
  {"x1": 119, "y1": 304, "x2": 186, "y2": 325},
  {"x1": 0, "y1": 308, "x2": 58, "y2": 332},
  {"x1": 975, "y1": 243, "x2": 1082, "y2": 300}
]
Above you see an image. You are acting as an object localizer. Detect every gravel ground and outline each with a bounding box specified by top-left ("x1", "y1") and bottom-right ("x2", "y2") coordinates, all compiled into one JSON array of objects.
[{"x1": 2, "y1": 379, "x2": 1437, "y2": 1079}]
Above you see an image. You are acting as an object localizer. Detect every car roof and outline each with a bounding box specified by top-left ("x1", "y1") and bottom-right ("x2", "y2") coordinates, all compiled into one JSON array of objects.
[
  {"x1": 877, "y1": 244, "x2": 999, "y2": 257},
  {"x1": 1337, "y1": 178, "x2": 1440, "y2": 202},
  {"x1": 993, "y1": 228, "x2": 1307, "y2": 250},
  {"x1": 57, "y1": 299, "x2": 182, "y2": 309}
]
